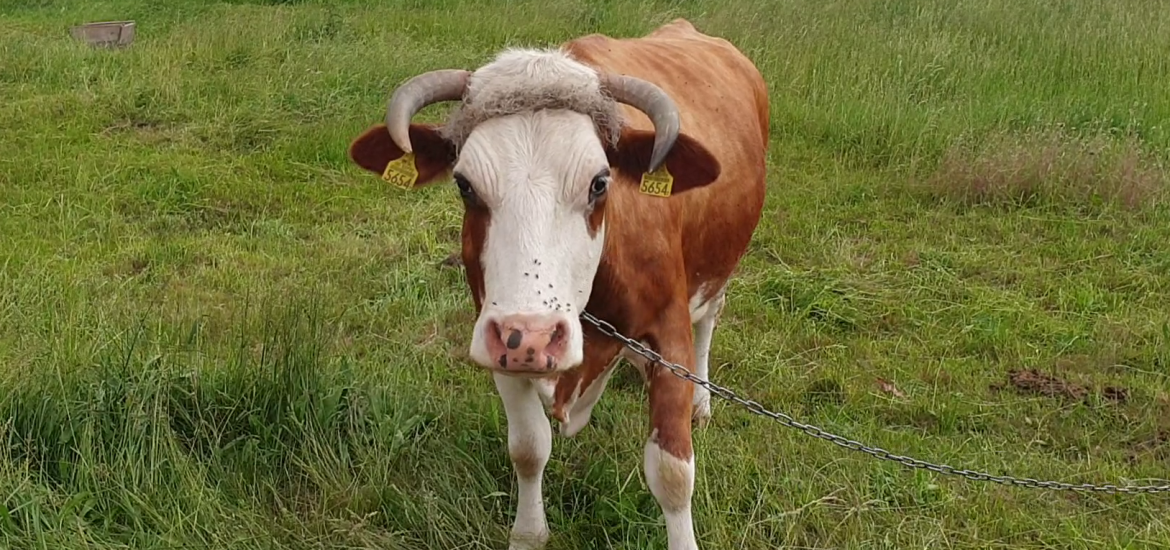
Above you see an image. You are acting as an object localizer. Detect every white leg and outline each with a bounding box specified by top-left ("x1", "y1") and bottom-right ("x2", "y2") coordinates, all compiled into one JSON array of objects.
[
  {"x1": 691, "y1": 290, "x2": 725, "y2": 425},
  {"x1": 494, "y1": 374, "x2": 552, "y2": 550},
  {"x1": 645, "y1": 432, "x2": 698, "y2": 550}
]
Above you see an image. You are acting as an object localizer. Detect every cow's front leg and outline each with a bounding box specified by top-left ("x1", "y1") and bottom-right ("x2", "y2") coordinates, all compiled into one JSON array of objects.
[
  {"x1": 645, "y1": 334, "x2": 699, "y2": 550},
  {"x1": 494, "y1": 373, "x2": 552, "y2": 549}
]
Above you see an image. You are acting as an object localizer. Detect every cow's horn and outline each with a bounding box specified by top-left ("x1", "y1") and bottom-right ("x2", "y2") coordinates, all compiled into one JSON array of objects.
[
  {"x1": 385, "y1": 69, "x2": 471, "y2": 153},
  {"x1": 599, "y1": 73, "x2": 681, "y2": 174}
]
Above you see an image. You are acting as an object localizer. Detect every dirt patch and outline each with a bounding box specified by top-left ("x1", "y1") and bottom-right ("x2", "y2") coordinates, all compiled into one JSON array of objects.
[
  {"x1": 992, "y1": 369, "x2": 1131, "y2": 404},
  {"x1": 999, "y1": 369, "x2": 1089, "y2": 400},
  {"x1": 1101, "y1": 386, "x2": 1129, "y2": 403}
]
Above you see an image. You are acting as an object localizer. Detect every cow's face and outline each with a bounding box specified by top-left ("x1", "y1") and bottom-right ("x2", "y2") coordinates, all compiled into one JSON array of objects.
[
  {"x1": 454, "y1": 110, "x2": 611, "y2": 375},
  {"x1": 347, "y1": 49, "x2": 721, "y2": 377}
]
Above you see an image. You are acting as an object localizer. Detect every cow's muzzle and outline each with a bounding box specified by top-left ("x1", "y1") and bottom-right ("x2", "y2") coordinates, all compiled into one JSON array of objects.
[{"x1": 481, "y1": 312, "x2": 571, "y2": 375}]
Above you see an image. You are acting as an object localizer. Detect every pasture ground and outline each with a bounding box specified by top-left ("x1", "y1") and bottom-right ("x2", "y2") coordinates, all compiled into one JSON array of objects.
[{"x1": 2, "y1": 0, "x2": 1169, "y2": 548}]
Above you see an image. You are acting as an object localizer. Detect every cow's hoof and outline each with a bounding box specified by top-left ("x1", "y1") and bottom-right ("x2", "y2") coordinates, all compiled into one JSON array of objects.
[{"x1": 508, "y1": 527, "x2": 549, "y2": 550}]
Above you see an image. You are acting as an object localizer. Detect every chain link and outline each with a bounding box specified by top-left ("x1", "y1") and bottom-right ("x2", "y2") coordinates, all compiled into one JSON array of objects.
[{"x1": 580, "y1": 311, "x2": 1170, "y2": 495}]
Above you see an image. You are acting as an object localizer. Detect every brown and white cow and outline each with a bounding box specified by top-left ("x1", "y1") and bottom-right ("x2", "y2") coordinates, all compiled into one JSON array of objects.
[{"x1": 348, "y1": 19, "x2": 768, "y2": 550}]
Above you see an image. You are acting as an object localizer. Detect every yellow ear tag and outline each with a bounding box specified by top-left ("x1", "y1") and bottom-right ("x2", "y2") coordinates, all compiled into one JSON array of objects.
[
  {"x1": 381, "y1": 152, "x2": 419, "y2": 190},
  {"x1": 638, "y1": 163, "x2": 673, "y2": 197}
]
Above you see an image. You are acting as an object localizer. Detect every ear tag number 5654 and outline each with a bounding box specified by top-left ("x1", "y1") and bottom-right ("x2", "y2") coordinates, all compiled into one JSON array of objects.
[
  {"x1": 639, "y1": 164, "x2": 673, "y2": 197},
  {"x1": 382, "y1": 152, "x2": 419, "y2": 189}
]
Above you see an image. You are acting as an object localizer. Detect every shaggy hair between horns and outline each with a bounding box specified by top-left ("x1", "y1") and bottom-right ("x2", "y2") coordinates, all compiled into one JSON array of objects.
[{"x1": 438, "y1": 48, "x2": 625, "y2": 151}]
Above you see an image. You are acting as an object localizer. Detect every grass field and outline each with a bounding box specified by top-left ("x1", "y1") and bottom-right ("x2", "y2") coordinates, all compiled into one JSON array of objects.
[{"x1": 2, "y1": 0, "x2": 1170, "y2": 548}]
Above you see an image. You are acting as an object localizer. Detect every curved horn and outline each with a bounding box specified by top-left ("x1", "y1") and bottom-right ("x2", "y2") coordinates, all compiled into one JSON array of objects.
[
  {"x1": 385, "y1": 69, "x2": 471, "y2": 153},
  {"x1": 598, "y1": 73, "x2": 681, "y2": 173}
]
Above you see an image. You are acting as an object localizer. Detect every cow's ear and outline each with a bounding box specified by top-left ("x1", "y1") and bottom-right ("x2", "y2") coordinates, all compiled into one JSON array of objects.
[
  {"x1": 606, "y1": 129, "x2": 721, "y2": 195},
  {"x1": 348, "y1": 123, "x2": 456, "y2": 188}
]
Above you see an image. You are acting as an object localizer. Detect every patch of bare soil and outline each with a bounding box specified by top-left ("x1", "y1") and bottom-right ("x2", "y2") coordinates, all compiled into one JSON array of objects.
[
  {"x1": 1101, "y1": 386, "x2": 1129, "y2": 402},
  {"x1": 992, "y1": 368, "x2": 1129, "y2": 403}
]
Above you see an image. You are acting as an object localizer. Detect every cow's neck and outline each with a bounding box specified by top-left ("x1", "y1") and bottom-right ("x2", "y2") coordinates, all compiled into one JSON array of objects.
[{"x1": 583, "y1": 197, "x2": 644, "y2": 338}]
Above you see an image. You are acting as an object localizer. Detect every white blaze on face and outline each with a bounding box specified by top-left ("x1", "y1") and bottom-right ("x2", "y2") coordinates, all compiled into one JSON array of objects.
[
  {"x1": 451, "y1": 49, "x2": 618, "y2": 374},
  {"x1": 460, "y1": 109, "x2": 610, "y2": 374}
]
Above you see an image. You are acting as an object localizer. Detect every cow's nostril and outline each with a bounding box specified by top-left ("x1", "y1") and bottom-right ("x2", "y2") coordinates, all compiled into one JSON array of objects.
[
  {"x1": 550, "y1": 321, "x2": 567, "y2": 345},
  {"x1": 505, "y1": 329, "x2": 523, "y2": 349}
]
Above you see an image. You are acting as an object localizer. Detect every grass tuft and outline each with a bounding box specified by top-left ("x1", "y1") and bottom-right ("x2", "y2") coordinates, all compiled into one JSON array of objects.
[{"x1": 920, "y1": 128, "x2": 1167, "y2": 210}]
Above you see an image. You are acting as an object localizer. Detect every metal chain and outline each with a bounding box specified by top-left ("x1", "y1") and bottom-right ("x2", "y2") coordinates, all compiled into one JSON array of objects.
[{"x1": 580, "y1": 311, "x2": 1170, "y2": 495}]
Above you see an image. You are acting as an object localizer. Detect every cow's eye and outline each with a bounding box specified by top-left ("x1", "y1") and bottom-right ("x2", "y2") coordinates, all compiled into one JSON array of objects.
[
  {"x1": 589, "y1": 173, "x2": 609, "y2": 200},
  {"x1": 453, "y1": 173, "x2": 475, "y2": 200}
]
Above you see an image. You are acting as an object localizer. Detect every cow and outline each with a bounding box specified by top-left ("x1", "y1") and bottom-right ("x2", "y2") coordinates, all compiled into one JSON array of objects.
[{"x1": 347, "y1": 18, "x2": 768, "y2": 550}]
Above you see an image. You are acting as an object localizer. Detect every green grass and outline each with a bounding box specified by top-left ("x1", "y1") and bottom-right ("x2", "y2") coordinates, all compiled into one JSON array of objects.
[{"x1": 2, "y1": 0, "x2": 1170, "y2": 548}]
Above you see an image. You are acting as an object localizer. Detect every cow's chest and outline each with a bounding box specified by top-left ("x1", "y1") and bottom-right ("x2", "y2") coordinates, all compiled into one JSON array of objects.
[
  {"x1": 532, "y1": 353, "x2": 622, "y2": 438},
  {"x1": 532, "y1": 282, "x2": 722, "y2": 437}
]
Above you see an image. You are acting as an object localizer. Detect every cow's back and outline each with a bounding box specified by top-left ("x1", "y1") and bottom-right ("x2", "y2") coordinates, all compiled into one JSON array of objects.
[
  {"x1": 565, "y1": 19, "x2": 769, "y2": 309},
  {"x1": 565, "y1": 19, "x2": 769, "y2": 157}
]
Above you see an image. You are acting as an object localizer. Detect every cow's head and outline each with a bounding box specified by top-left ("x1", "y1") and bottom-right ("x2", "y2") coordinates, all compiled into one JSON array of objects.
[{"x1": 349, "y1": 49, "x2": 720, "y2": 376}]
